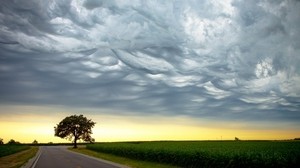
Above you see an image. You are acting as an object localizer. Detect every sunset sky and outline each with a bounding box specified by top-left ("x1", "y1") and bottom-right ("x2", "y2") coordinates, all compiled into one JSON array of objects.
[{"x1": 0, "y1": 0, "x2": 300, "y2": 143}]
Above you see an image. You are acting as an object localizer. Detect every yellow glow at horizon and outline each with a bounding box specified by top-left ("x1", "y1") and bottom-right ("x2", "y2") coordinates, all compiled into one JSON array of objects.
[
  {"x1": 92, "y1": 123, "x2": 300, "y2": 142},
  {"x1": 0, "y1": 105, "x2": 299, "y2": 143},
  {"x1": 0, "y1": 121, "x2": 66, "y2": 143}
]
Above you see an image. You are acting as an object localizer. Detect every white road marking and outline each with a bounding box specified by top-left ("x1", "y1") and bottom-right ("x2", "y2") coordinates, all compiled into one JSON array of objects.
[{"x1": 31, "y1": 147, "x2": 42, "y2": 168}]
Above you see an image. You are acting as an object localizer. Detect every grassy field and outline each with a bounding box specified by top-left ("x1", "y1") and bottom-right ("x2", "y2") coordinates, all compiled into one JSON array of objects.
[
  {"x1": 86, "y1": 141, "x2": 300, "y2": 168},
  {"x1": 0, "y1": 146, "x2": 38, "y2": 168},
  {"x1": 0, "y1": 145, "x2": 30, "y2": 157}
]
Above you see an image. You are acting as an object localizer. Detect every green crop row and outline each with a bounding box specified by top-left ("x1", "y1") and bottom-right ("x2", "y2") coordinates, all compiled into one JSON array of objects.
[
  {"x1": 0, "y1": 145, "x2": 30, "y2": 157},
  {"x1": 87, "y1": 141, "x2": 300, "y2": 168}
]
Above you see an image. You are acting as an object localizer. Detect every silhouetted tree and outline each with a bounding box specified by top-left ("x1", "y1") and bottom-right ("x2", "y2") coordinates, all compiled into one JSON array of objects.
[
  {"x1": 32, "y1": 140, "x2": 38, "y2": 144},
  {"x1": 54, "y1": 114, "x2": 96, "y2": 148},
  {"x1": 235, "y1": 137, "x2": 240, "y2": 141},
  {"x1": 7, "y1": 139, "x2": 20, "y2": 145},
  {"x1": 0, "y1": 138, "x2": 3, "y2": 145}
]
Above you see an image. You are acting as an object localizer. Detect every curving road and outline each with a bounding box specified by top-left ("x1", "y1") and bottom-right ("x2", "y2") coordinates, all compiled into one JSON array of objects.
[{"x1": 32, "y1": 146, "x2": 128, "y2": 168}]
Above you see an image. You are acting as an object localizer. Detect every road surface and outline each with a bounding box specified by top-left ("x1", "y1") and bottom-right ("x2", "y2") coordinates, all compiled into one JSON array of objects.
[{"x1": 32, "y1": 146, "x2": 127, "y2": 168}]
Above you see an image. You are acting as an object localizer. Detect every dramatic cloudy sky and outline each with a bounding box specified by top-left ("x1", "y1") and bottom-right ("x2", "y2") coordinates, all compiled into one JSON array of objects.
[{"x1": 0, "y1": 0, "x2": 300, "y2": 142}]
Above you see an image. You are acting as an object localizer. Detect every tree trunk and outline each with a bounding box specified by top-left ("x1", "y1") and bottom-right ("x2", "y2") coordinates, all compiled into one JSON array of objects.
[{"x1": 73, "y1": 137, "x2": 78, "y2": 148}]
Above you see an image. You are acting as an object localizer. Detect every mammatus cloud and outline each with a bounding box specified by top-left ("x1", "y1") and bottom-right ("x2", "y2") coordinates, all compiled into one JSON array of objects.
[{"x1": 0, "y1": 0, "x2": 300, "y2": 123}]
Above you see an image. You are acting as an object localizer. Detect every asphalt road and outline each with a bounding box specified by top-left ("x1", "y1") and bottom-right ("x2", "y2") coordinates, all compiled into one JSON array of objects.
[{"x1": 33, "y1": 146, "x2": 127, "y2": 168}]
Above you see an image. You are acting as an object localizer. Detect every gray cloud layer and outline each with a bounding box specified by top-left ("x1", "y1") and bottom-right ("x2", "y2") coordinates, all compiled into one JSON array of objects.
[{"x1": 0, "y1": 0, "x2": 300, "y2": 123}]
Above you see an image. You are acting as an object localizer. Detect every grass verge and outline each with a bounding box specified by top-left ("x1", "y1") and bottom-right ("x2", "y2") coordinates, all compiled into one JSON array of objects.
[
  {"x1": 0, "y1": 147, "x2": 38, "y2": 168},
  {"x1": 70, "y1": 147, "x2": 178, "y2": 168}
]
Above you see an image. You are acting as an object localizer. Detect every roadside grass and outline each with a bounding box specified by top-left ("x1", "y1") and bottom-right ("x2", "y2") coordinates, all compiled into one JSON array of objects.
[
  {"x1": 70, "y1": 147, "x2": 178, "y2": 168},
  {"x1": 0, "y1": 147, "x2": 38, "y2": 168}
]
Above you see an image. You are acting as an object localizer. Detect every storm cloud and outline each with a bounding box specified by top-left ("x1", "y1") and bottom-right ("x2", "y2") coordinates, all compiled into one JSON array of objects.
[{"x1": 0, "y1": 0, "x2": 300, "y2": 123}]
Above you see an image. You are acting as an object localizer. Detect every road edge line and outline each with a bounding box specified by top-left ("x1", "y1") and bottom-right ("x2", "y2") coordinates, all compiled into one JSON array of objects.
[
  {"x1": 30, "y1": 147, "x2": 42, "y2": 168},
  {"x1": 67, "y1": 148, "x2": 130, "y2": 168},
  {"x1": 21, "y1": 146, "x2": 42, "y2": 168}
]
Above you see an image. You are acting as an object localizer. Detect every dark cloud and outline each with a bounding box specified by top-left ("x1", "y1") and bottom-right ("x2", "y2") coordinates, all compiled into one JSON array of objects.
[{"x1": 0, "y1": 0, "x2": 300, "y2": 124}]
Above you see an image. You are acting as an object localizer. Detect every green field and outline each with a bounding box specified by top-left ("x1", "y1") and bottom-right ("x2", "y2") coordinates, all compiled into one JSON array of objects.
[
  {"x1": 0, "y1": 145, "x2": 30, "y2": 157},
  {"x1": 87, "y1": 141, "x2": 300, "y2": 168}
]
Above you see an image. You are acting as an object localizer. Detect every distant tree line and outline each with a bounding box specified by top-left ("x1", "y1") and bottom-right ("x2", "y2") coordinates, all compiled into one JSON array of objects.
[
  {"x1": 0, "y1": 138, "x2": 39, "y2": 145},
  {"x1": 0, "y1": 139, "x2": 21, "y2": 145}
]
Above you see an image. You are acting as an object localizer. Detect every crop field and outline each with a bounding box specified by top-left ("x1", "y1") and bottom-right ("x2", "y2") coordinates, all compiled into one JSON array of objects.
[
  {"x1": 87, "y1": 141, "x2": 300, "y2": 168},
  {"x1": 0, "y1": 145, "x2": 30, "y2": 157}
]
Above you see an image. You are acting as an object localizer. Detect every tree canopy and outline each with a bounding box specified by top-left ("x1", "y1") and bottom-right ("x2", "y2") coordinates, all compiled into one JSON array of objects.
[
  {"x1": 7, "y1": 139, "x2": 20, "y2": 145},
  {"x1": 54, "y1": 114, "x2": 96, "y2": 148},
  {"x1": 32, "y1": 140, "x2": 38, "y2": 144}
]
